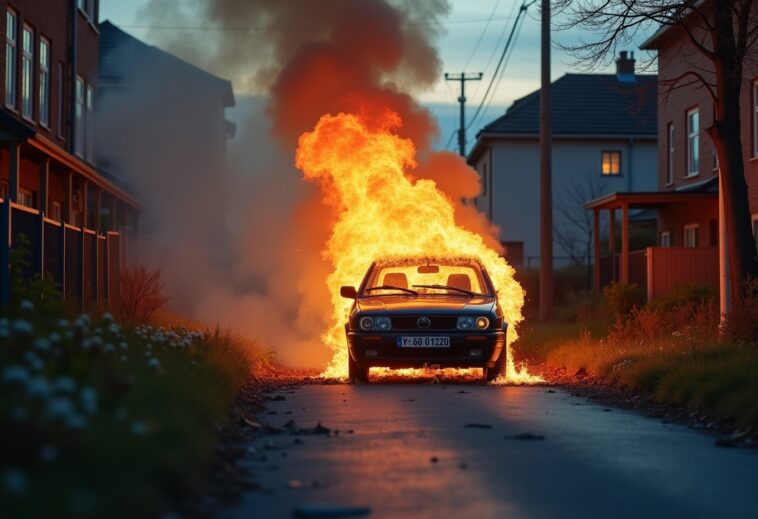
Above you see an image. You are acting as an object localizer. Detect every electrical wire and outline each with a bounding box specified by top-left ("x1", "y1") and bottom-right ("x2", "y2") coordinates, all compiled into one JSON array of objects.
[
  {"x1": 465, "y1": 0, "x2": 533, "y2": 131},
  {"x1": 462, "y1": 0, "x2": 501, "y2": 72}
]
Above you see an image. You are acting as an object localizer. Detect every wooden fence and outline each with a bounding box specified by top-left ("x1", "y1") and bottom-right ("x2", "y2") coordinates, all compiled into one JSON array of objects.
[
  {"x1": 646, "y1": 246, "x2": 718, "y2": 302},
  {"x1": 0, "y1": 197, "x2": 124, "y2": 310}
]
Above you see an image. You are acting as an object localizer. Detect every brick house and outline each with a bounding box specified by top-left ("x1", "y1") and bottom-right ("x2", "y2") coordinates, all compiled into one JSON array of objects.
[
  {"x1": 584, "y1": 13, "x2": 758, "y2": 300},
  {"x1": 468, "y1": 52, "x2": 658, "y2": 268},
  {"x1": 0, "y1": 1, "x2": 140, "y2": 306}
]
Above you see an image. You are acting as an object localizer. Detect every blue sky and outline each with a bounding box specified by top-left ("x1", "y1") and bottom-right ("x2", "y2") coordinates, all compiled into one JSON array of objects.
[{"x1": 100, "y1": 1, "x2": 651, "y2": 152}]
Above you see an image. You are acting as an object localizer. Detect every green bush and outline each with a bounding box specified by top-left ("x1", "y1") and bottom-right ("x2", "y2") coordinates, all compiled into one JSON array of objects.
[
  {"x1": 602, "y1": 282, "x2": 645, "y2": 317},
  {"x1": 649, "y1": 283, "x2": 718, "y2": 313}
]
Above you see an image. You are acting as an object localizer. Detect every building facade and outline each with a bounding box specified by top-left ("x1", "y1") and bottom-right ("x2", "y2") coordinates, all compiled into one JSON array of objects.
[{"x1": 468, "y1": 53, "x2": 658, "y2": 267}]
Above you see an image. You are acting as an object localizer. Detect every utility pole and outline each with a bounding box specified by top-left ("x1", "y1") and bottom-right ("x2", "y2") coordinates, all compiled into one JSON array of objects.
[
  {"x1": 539, "y1": 0, "x2": 553, "y2": 321},
  {"x1": 444, "y1": 72, "x2": 483, "y2": 157}
]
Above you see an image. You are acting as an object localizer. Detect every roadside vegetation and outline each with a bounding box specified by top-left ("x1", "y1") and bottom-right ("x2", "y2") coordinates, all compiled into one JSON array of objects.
[
  {"x1": 0, "y1": 245, "x2": 265, "y2": 517},
  {"x1": 514, "y1": 276, "x2": 758, "y2": 429}
]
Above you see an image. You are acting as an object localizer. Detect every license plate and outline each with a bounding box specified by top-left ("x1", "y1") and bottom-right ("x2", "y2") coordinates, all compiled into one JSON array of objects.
[{"x1": 397, "y1": 336, "x2": 450, "y2": 348}]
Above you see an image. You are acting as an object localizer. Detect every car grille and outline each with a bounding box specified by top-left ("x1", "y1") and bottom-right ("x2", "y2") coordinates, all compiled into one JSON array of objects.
[{"x1": 391, "y1": 315, "x2": 457, "y2": 331}]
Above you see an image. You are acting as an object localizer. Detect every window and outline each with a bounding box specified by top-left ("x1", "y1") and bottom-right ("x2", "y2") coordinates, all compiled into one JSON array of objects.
[
  {"x1": 39, "y1": 38, "x2": 50, "y2": 127},
  {"x1": 78, "y1": 0, "x2": 98, "y2": 21},
  {"x1": 601, "y1": 151, "x2": 621, "y2": 176},
  {"x1": 51, "y1": 201, "x2": 61, "y2": 221},
  {"x1": 753, "y1": 80, "x2": 758, "y2": 158},
  {"x1": 85, "y1": 84, "x2": 94, "y2": 161},
  {"x1": 684, "y1": 223, "x2": 699, "y2": 247},
  {"x1": 75, "y1": 76, "x2": 84, "y2": 156},
  {"x1": 21, "y1": 25, "x2": 33, "y2": 119},
  {"x1": 660, "y1": 231, "x2": 671, "y2": 247},
  {"x1": 687, "y1": 108, "x2": 699, "y2": 177},
  {"x1": 57, "y1": 62, "x2": 64, "y2": 137},
  {"x1": 666, "y1": 123, "x2": 674, "y2": 185},
  {"x1": 5, "y1": 9, "x2": 17, "y2": 108},
  {"x1": 18, "y1": 188, "x2": 33, "y2": 208}
]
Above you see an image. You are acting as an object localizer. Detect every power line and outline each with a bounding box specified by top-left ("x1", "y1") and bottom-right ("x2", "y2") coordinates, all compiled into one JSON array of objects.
[
  {"x1": 462, "y1": 0, "x2": 501, "y2": 72},
  {"x1": 113, "y1": 15, "x2": 523, "y2": 32},
  {"x1": 465, "y1": 0, "x2": 533, "y2": 132}
]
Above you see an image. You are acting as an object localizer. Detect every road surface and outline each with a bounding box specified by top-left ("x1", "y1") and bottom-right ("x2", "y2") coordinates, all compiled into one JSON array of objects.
[{"x1": 222, "y1": 382, "x2": 758, "y2": 519}]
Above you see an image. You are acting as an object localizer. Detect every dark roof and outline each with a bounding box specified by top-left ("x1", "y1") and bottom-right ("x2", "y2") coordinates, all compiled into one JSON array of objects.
[
  {"x1": 479, "y1": 74, "x2": 657, "y2": 138},
  {"x1": 98, "y1": 20, "x2": 235, "y2": 107}
]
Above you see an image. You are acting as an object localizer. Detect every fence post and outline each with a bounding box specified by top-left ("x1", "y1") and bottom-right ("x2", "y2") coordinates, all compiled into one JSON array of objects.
[
  {"x1": 0, "y1": 199, "x2": 11, "y2": 305},
  {"x1": 105, "y1": 232, "x2": 111, "y2": 310}
]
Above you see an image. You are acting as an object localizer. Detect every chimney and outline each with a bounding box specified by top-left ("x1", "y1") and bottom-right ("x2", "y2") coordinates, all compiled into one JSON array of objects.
[{"x1": 616, "y1": 51, "x2": 636, "y2": 83}]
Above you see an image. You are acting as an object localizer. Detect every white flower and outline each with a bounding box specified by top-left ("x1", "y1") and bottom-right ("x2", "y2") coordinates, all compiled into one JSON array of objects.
[
  {"x1": 75, "y1": 314, "x2": 91, "y2": 328},
  {"x1": 131, "y1": 420, "x2": 147, "y2": 436},
  {"x1": 19, "y1": 299, "x2": 34, "y2": 311},
  {"x1": 25, "y1": 376, "x2": 51, "y2": 398},
  {"x1": 101, "y1": 313, "x2": 113, "y2": 322},
  {"x1": 11, "y1": 319, "x2": 33, "y2": 335},
  {"x1": 34, "y1": 338, "x2": 51, "y2": 351},
  {"x1": 2, "y1": 365, "x2": 30, "y2": 384},
  {"x1": 119, "y1": 341, "x2": 128, "y2": 350},
  {"x1": 2, "y1": 468, "x2": 27, "y2": 494},
  {"x1": 24, "y1": 352, "x2": 44, "y2": 371},
  {"x1": 48, "y1": 332, "x2": 61, "y2": 343},
  {"x1": 53, "y1": 376, "x2": 77, "y2": 393},
  {"x1": 46, "y1": 396, "x2": 74, "y2": 419},
  {"x1": 80, "y1": 387, "x2": 98, "y2": 415},
  {"x1": 148, "y1": 358, "x2": 161, "y2": 370},
  {"x1": 108, "y1": 323, "x2": 121, "y2": 334}
]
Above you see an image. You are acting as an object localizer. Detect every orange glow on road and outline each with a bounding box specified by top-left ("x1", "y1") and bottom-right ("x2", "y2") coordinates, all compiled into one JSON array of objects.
[{"x1": 296, "y1": 111, "x2": 541, "y2": 384}]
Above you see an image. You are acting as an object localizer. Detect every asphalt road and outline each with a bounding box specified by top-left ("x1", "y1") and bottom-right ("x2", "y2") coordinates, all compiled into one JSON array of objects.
[{"x1": 222, "y1": 381, "x2": 758, "y2": 519}]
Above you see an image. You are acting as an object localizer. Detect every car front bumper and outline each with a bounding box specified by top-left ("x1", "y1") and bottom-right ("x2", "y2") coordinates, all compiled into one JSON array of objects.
[{"x1": 347, "y1": 330, "x2": 505, "y2": 369}]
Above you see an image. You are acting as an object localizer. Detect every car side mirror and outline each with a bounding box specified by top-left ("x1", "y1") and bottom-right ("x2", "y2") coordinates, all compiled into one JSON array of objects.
[{"x1": 340, "y1": 286, "x2": 358, "y2": 299}]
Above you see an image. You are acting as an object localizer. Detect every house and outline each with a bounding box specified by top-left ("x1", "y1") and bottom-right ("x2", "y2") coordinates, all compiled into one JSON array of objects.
[
  {"x1": 585, "y1": 10, "x2": 757, "y2": 300},
  {"x1": 0, "y1": 0, "x2": 140, "y2": 306},
  {"x1": 467, "y1": 52, "x2": 658, "y2": 268}
]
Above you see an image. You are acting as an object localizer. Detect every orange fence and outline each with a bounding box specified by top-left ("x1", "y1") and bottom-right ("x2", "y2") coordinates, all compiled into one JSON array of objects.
[{"x1": 645, "y1": 246, "x2": 718, "y2": 301}]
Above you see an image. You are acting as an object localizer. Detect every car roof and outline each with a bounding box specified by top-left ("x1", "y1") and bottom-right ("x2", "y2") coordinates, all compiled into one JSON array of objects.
[{"x1": 373, "y1": 257, "x2": 484, "y2": 267}]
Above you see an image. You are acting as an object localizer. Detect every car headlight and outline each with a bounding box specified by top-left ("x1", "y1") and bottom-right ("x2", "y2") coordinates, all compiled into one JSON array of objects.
[
  {"x1": 457, "y1": 316, "x2": 475, "y2": 330},
  {"x1": 359, "y1": 316, "x2": 375, "y2": 330},
  {"x1": 358, "y1": 316, "x2": 391, "y2": 331},
  {"x1": 475, "y1": 317, "x2": 490, "y2": 329}
]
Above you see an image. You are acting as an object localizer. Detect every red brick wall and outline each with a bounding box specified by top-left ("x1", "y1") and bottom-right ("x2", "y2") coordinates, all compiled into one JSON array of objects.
[
  {"x1": 655, "y1": 21, "x2": 758, "y2": 215},
  {"x1": 0, "y1": 0, "x2": 99, "y2": 150}
]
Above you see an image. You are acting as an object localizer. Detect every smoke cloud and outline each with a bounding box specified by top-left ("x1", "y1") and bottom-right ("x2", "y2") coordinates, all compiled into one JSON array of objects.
[{"x1": 101, "y1": 0, "x2": 501, "y2": 368}]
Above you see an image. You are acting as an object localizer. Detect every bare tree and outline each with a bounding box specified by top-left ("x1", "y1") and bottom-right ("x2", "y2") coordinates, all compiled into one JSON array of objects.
[
  {"x1": 556, "y1": 174, "x2": 606, "y2": 265},
  {"x1": 554, "y1": 0, "x2": 758, "y2": 311}
]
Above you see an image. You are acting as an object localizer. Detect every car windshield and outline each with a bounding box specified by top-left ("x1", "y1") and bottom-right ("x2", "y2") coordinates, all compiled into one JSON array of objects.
[{"x1": 363, "y1": 259, "x2": 491, "y2": 297}]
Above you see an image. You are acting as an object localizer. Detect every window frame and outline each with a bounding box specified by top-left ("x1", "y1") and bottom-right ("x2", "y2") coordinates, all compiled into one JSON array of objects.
[
  {"x1": 39, "y1": 36, "x2": 50, "y2": 128},
  {"x1": 51, "y1": 200, "x2": 61, "y2": 221},
  {"x1": 5, "y1": 8, "x2": 17, "y2": 110},
  {"x1": 683, "y1": 223, "x2": 699, "y2": 248},
  {"x1": 18, "y1": 188, "x2": 34, "y2": 208},
  {"x1": 753, "y1": 79, "x2": 758, "y2": 159},
  {"x1": 85, "y1": 84, "x2": 94, "y2": 161},
  {"x1": 660, "y1": 231, "x2": 671, "y2": 248},
  {"x1": 56, "y1": 62, "x2": 64, "y2": 138},
  {"x1": 686, "y1": 107, "x2": 700, "y2": 178},
  {"x1": 601, "y1": 150, "x2": 622, "y2": 176},
  {"x1": 74, "y1": 75, "x2": 85, "y2": 157},
  {"x1": 20, "y1": 23, "x2": 33, "y2": 121}
]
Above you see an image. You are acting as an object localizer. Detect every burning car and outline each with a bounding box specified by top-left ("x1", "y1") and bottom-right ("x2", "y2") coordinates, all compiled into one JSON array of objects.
[{"x1": 340, "y1": 257, "x2": 507, "y2": 383}]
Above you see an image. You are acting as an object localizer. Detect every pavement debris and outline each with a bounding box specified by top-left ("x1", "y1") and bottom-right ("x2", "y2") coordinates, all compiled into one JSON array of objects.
[
  {"x1": 507, "y1": 433, "x2": 545, "y2": 441},
  {"x1": 464, "y1": 423, "x2": 493, "y2": 429},
  {"x1": 293, "y1": 503, "x2": 371, "y2": 518}
]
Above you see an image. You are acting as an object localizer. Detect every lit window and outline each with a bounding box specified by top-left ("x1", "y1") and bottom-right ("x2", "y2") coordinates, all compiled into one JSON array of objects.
[
  {"x1": 666, "y1": 123, "x2": 674, "y2": 185},
  {"x1": 601, "y1": 151, "x2": 621, "y2": 176},
  {"x1": 5, "y1": 9, "x2": 16, "y2": 108},
  {"x1": 684, "y1": 223, "x2": 699, "y2": 247},
  {"x1": 18, "y1": 188, "x2": 34, "y2": 208},
  {"x1": 39, "y1": 38, "x2": 50, "y2": 127},
  {"x1": 75, "y1": 76, "x2": 84, "y2": 157},
  {"x1": 85, "y1": 84, "x2": 94, "y2": 161},
  {"x1": 660, "y1": 231, "x2": 671, "y2": 247},
  {"x1": 21, "y1": 25, "x2": 33, "y2": 119},
  {"x1": 687, "y1": 108, "x2": 699, "y2": 177}
]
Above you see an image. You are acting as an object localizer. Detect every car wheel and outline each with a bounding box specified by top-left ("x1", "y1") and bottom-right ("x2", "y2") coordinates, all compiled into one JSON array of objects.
[
  {"x1": 348, "y1": 353, "x2": 369, "y2": 383},
  {"x1": 485, "y1": 345, "x2": 507, "y2": 383}
]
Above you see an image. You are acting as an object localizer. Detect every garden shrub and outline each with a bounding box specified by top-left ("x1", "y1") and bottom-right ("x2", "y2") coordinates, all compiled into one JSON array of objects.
[
  {"x1": 602, "y1": 282, "x2": 645, "y2": 318},
  {"x1": 115, "y1": 266, "x2": 170, "y2": 326}
]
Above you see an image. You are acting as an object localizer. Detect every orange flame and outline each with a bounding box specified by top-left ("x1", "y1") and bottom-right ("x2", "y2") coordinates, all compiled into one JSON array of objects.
[{"x1": 296, "y1": 111, "x2": 541, "y2": 384}]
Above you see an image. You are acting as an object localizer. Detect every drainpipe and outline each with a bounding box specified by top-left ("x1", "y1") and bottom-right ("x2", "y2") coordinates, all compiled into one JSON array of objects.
[{"x1": 69, "y1": 0, "x2": 77, "y2": 155}]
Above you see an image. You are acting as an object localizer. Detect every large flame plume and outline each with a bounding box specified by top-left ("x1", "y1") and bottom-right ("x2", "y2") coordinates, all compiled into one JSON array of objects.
[{"x1": 296, "y1": 111, "x2": 540, "y2": 383}]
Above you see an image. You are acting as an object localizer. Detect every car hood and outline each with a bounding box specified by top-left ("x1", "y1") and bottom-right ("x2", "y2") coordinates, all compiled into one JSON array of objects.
[{"x1": 356, "y1": 295, "x2": 496, "y2": 314}]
